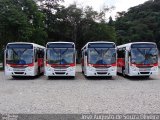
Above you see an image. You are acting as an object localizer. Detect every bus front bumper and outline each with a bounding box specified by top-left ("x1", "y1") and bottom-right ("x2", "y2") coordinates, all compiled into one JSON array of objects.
[
  {"x1": 44, "y1": 66, "x2": 76, "y2": 77},
  {"x1": 85, "y1": 66, "x2": 117, "y2": 76},
  {"x1": 129, "y1": 66, "x2": 159, "y2": 76},
  {"x1": 5, "y1": 67, "x2": 36, "y2": 76}
]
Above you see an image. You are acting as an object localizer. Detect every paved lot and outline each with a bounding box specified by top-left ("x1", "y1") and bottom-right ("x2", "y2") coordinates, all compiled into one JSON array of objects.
[{"x1": 0, "y1": 65, "x2": 160, "y2": 114}]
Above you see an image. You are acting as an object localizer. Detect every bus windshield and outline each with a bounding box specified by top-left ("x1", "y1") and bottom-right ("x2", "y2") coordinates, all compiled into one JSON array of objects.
[
  {"x1": 88, "y1": 48, "x2": 116, "y2": 65},
  {"x1": 46, "y1": 48, "x2": 74, "y2": 64},
  {"x1": 6, "y1": 48, "x2": 33, "y2": 65},
  {"x1": 131, "y1": 48, "x2": 158, "y2": 65}
]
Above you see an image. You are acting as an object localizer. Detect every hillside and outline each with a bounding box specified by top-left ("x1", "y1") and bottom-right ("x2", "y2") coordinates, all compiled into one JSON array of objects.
[{"x1": 115, "y1": 0, "x2": 160, "y2": 49}]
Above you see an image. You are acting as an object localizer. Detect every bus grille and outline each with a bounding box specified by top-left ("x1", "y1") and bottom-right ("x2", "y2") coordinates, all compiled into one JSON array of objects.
[
  {"x1": 140, "y1": 72, "x2": 150, "y2": 74},
  {"x1": 97, "y1": 72, "x2": 107, "y2": 74},
  {"x1": 96, "y1": 68, "x2": 108, "y2": 72},
  {"x1": 139, "y1": 68, "x2": 151, "y2": 71},
  {"x1": 55, "y1": 72, "x2": 65, "y2": 75},
  {"x1": 14, "y1": 72, "x2": 24, "y2": 74}
]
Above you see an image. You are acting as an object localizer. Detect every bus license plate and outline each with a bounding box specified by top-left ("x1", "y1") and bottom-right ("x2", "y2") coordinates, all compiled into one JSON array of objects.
[
  {"x1": 141, "y1": 68, "x2": 150, "y2": 71},
  {"x1": 14, "y1": 69, "x2": 25, "y2": 71}
]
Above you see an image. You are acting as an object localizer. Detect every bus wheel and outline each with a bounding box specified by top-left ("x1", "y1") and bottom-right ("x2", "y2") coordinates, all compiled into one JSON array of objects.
[
  {"x1": 38, "y1": 67, "x2": 40, "y2": 75},
  {"x1": 108, "y1": 76, "x2": 112, "y2": 79},
  {"x1": 144, "y1": 76, "x2": 150, "y2": 79},
  {"x1": 12, "y1": 76, "x2": 18, "y2": 79},
  {"x1": 82, "y1": 67, "x2": 84, "y2": 74},
  {"x1": 122, "y1": 69, "x2": 125, "y2": 77},
  {"x1": 70, "y1": 76, "x2": 75, "y2": 79}
]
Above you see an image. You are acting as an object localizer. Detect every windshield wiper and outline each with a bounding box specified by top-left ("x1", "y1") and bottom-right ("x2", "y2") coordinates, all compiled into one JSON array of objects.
[
  {"x1": 103, "y1": 48, "x2": 109, "y2": 56},
  {"x1": 93, "y1": 48, "x2": 100, "y2": 55},
  {"x1": 93, "y1": 48, "x2": 109, "y2": 56},
  {"x1": 12, "y1": 48, "x2": 27, "y2": 57},
  {"x1": 61, "y1": 48, "x2": 69, "y2": 55}
]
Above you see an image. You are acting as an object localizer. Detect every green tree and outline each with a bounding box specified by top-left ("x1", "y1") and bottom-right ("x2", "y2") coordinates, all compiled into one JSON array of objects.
[
  {"x1": 0, "y1": 0, "x2": 47, "y2": 47},
  {"x1": 38, "y1": 2, "x2": 116, "y2": 56},
  {"x1": 115, "y1": 0, "x2": 160, "y2": 49}
]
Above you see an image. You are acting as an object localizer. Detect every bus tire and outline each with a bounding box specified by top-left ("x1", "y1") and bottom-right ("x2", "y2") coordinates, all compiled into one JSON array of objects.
[
  {"x1": 122, "y1": 68, "x2": 125, "y2": 77},
  {"x1": 144, "y1": 76, "x2": 150, "y2": 78},
  {"x1": 82, "y1": 67, "x2": 84, "y2": 74},
  {"x1": 12, "y1": 76, "x2": 19, "y2": 79},
  {"x1": 38, "y1": 67, "x2": 40, "y2": 76},
  {"x1": 70, "y1": 76, "x2": 75, "y2": 79},
  {"x1": 85, "y1": 75, "x2": 89, "y2": 79},
  {"x1": 108, "y1": 76, "x2": 112, "y2": 79},
  {"x1": 12, "y1": 76, "x2": 16, "y2": 79}
]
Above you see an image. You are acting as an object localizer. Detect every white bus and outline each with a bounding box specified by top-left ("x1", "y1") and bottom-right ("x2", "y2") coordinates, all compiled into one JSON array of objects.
[
  {"x1": 117, "y1": 42, "x2": 158, "y2": 77},
  {"x1": 45, "y1": 42, "x2": 76, "y2": 77},
  {"x1": 81, "y1": 41, "x2": 117, "y2": 77},
  {"x1": 5, "y1": 42, "x2": 45, "y2": 77}
]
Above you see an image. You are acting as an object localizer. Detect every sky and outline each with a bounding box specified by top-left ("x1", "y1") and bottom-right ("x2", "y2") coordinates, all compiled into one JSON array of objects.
[{"x1": 62, "y1": 0, "x2": 149, "y2": 19}]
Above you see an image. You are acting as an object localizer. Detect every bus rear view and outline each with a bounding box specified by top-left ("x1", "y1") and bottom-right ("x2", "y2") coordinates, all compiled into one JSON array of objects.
[
  {"x1": 45, "y1": 42, "x2": 76, "y2": 77},
  {"x1": 81, "y1": 41, "x2": 117, "y2": 77}
]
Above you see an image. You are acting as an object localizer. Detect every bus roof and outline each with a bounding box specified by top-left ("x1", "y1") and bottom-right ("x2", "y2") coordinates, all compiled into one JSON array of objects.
[
  {"x1": 117, "y1": 42, "x2": 157, "y2": 49},
  {"x1": 6, "y1": 42, "x2": 45, "y2": 49},
  {"x1": 47, "y1": 41, "x2": 75, "y2": 44},
  {"x1": 46, "y1": 42, "x2": 75, "y2": 47},
  {"x1": 81, "y1": 41, "x2": 116, "y2": 50}
]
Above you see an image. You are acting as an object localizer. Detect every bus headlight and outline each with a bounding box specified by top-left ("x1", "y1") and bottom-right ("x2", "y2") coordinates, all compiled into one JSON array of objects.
[
  {"x1": 6, "y1": 66, "x2": 12, "y2": 71},
  {"x1": 46, "y1": 66, "x2": 52, "y2": 71},
  {"x1": 131, "y1": 66, "x2": 137, "y2": 71},
  {"x1": 88, "y1": 67, "x2": 94, "y2": 71},
  {"x1": 27, "y1": 67, "x2": 34, "y2": 71},
  {"x1": 151, "y1": 67, "x2": 158, "y2": 71},
  {"x1": 69, "y1": 67, "x2": 75, "y2": 71},
  {"x1": 7, "y1": 67, "x2": 13, "y2": 71},
  {"x1": 110, "y1": 67, "x2": 116, "y2": 71}
]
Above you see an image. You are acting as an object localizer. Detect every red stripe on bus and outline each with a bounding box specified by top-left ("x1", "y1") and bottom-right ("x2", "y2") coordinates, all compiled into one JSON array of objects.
[
  {"x1": 131, "y1": 63, "x2": 158, "y2": 67},
  {"x1": 46, "y1": 63, "x2": 75, "y2": 67},
  {"x1": 87, "y1": 63, "x2": 116, "y2": 67},
  {"x1": 8, "y1": 63, "x2": 34, "y2": 67}
]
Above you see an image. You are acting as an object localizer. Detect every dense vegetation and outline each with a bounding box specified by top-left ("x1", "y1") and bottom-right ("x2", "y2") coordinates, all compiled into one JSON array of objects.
[
  {"x1": 115, "y1": 0, "x2": 160, "y2": 50},
  {"x1": 0, "y1": 0, "x2": 160, "y2": 63},
  {"x1": 0, "y1": 0, "x2": 115, "y2": 62}
]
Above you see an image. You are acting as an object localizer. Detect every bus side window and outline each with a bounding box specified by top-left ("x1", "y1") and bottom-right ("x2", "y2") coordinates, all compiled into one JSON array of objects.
[
  {"x1": 122, "y1": 50, "x2": 125, "y2": 58},
  {"x1": 128, "y1": 51, "x2": 131, "y2": 56},
  {"x1": 39, "y1": 49, "x2": 44, "y2": 58},
  {"x1": 34, "y1": 49, "x2": 37, "y2": 62},
  {"x1": 85, "y1": 50, "x2": 87, "y2": 56},
  {"x1": 38, "y1": 49, "x2": 42, "y2": 58},
  {"x1": 117, "y1": 49, "x2": 125, "y2": 58}
]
